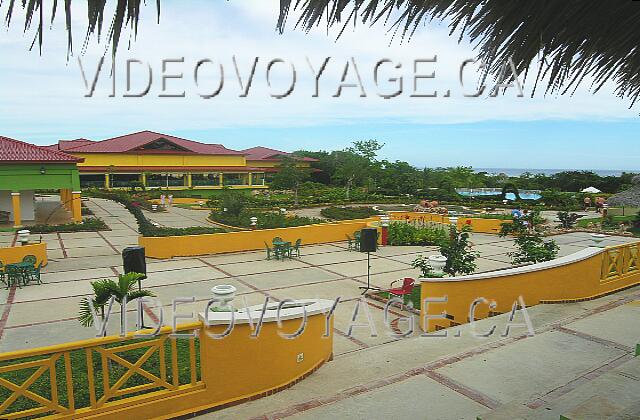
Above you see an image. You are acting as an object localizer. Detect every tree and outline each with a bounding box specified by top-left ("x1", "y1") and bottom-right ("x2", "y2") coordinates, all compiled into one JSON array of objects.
[
  {"x1": 220, "y1": 188, "x2": 246, "y2": 216},
  {"x1": 333, "y1": 140, "x2": 383, "y2": 199},
  {"x1": 439, "y1": 225, "x2": 479, "y2": 276},
  {"x1": 500, "y1": 216, "x2": 559, "y2": 265},
  {"x1": 10, "y1": 2, "x2": 640, "y2": 106},
  {"x1": 78, "y1": 272, "x2": 153, "y2": 328},
  {"x1": 271, "y1": 156, "x2": 310, "y2": 205}
]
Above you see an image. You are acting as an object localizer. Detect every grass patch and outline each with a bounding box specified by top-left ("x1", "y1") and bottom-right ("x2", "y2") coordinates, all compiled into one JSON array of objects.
[
  {"x1": 320, "y1": 206, "x2": 380, "y2": 220},
  {"x1": 0, "y1": 336, "x2": 200, "y2": 418},
  {"x1": 575, "y1": 215, "x2": 633, "y2": 228}
]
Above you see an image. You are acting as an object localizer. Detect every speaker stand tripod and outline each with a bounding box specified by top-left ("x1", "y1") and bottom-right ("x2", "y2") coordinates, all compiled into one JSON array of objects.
[{"x1": 359, "y1": 252, "x2": 381, "y2": 295}]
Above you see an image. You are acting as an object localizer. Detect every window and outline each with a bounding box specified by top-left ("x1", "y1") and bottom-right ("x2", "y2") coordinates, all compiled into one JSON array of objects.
[
  {"x1": 80, "y1": 174, "x2": 106, "y2": 188},
  {"x1": 191, "y1": 173, "x2": 221, "y2": 186},
  {"x1": 251, "y1": 173, "x2": 265, "y2": 186},
  {"x1": 111, "y1": 174, "x2": 141, "y2": 188},
  {"x1": 223, "y1": 173, "x2": 248, "y2": 186},
  {"x1": 146, "y1": 173, "x2": 186, "y2": 187}
]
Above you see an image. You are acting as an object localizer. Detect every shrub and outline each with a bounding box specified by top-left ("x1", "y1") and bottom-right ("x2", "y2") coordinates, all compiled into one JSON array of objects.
[
  {"x1": 28, "y1": 217, "x2": 108, "y2": 233},
  {"x1": 387, "y1": 222, "x2": 448, "y2": 246},
  {"x1": 440, "y1": 225, "x2": 479, "y2": 276},
  {"x1": 210, "y1": 209, "x2": 323, "y2": 229},
  {"x1": 220, "y1": 188, "x2": 246, "y2": 216},
  {"x1": 320, "y1": 206, "x2": 380, "y2": 220},
  {"x1": 500, "y1": 217, "x2": 558, "y2": 264},
  {"x1": 557, "y1": 211, "x2": 582, "y2": 229}
]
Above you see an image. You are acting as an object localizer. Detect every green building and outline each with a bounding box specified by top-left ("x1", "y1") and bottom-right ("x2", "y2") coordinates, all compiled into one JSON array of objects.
[{"x1": 0, "y1": 135, "x2": 83, "y2": 227}]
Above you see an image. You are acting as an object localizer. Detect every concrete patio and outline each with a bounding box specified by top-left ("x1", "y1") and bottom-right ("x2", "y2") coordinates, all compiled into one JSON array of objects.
[{"x1": 0, "y1": 197, "x2": 637, "y2": 419}]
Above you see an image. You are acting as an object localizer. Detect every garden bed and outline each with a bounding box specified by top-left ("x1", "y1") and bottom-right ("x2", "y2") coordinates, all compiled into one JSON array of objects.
[
  {"x1": 209, "y1": 209, "x2": 324, "y2": 230},
  {"x1": 27, "y1": 217, "x2": 109, "y2": 233}
]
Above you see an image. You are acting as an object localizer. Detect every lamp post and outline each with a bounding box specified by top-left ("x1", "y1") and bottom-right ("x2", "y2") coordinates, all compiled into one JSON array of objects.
[
  {"x1": 250, "y1": 216, "x2": 257, "y2": 230},
  {"x1": 380, "y1": 214, "x2": 390, "y2": 246}
]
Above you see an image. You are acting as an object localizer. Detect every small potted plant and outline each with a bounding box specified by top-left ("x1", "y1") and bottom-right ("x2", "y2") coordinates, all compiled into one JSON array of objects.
[{"x1": 411, "y1": 255, "x2": 446, "y2": 278}]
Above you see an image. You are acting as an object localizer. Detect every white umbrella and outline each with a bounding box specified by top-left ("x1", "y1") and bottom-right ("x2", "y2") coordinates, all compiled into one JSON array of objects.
[{"x1": 581, "y1": 187, "x2": 601, "y2": 193}]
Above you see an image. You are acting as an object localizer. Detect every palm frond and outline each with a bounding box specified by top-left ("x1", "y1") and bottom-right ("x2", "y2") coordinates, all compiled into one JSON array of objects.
[
  {"x1": 277, "y1": 0, "x2": 640, "y2": 106},
  {"x1": 3, "y1": 0, "x2": 158, "y2": 57}
]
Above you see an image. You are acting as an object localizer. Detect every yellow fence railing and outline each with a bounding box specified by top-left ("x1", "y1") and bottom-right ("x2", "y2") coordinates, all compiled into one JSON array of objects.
[
  {"x1": 601, "y1": 241, "x2": 640, "y2": 282},
  {"x1": 0, "y1": 323, "x2": 202, "y2": 419}
]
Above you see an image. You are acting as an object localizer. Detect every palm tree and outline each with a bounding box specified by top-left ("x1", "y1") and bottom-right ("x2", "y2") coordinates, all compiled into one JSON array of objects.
[
  {"x1": 5, "y1": 1, "x2": 640, "y2": 105},
  {"x1": 78, "y1": 272, "x2": 154, "y2": 328}
]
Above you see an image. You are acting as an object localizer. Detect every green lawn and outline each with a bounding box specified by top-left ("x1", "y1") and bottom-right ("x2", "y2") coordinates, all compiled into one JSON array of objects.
[
  {"x1": 576, "y1": 215, "x2": 634, "y2": 228},
  {"x1": 0, "y1": 337, "x2": 200, "y2": 417}
]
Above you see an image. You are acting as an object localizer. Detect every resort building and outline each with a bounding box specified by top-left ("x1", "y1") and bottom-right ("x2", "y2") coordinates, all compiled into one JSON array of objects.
[
  {"x1": 0, "y1": 136, "x2": 83, "y2": 227},
  {"x1": 46, "y1": 131, "x2": 315, "y2": 189}
]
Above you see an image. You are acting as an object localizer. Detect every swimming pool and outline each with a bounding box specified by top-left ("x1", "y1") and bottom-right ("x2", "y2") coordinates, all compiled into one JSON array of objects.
[{"x1": 456, "y1": 189, "x2": 542, "y2": 200}]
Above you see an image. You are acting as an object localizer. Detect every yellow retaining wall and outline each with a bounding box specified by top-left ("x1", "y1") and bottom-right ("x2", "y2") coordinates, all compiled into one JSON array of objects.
[
  {"x1": 420, "y1": 241, "x2": 640, "y2": 331},
  {"x1": 0, "y1": 311, "x2": 333, "y2": 419},
  {"x1": 140, "y1": 218, "x2": 377, "y2": 259},
  {"x1": 0, "y1": 242, "x2": 47, "y2": 267},
  {"x1": 388, "y1": 211, "x2": 508, "y2": 234}
]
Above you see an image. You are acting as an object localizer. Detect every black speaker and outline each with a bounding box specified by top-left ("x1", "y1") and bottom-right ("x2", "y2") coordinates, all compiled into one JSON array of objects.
[
  {"x1": 359, "y1": 228, "x2": 378, "y2": 252},
  {"x1": 122, "y1": 246, "x2": 147, "y2": 279}
]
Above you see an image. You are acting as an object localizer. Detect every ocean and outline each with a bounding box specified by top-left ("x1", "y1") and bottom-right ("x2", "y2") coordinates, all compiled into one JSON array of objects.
[{"x1": 473, "y1": 168, "x2": 639, "y2": 177}]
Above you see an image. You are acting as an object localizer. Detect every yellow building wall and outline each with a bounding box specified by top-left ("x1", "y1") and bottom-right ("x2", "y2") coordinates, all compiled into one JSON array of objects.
[
  {"x1": 74, "y1": 153, "x2": 247, "y2": 168},
  {"x1": 420, "y1": 243, "x2": 640, "y2": 332},
  {"x1": 0, "y1": 242, "x2": 47, "y2": 267},
  {"x1": 140, "y1": 218, "x2": 376, "y2": 258},
  {"x1": 388, "y1": 212, "x2": 508, "y2": 234},
  {"x1": 0, "y1": 314, "x2": 333, "y2": 419}
]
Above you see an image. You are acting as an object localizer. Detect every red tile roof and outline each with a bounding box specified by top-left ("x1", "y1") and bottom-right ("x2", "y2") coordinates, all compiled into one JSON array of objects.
[
  {"x1": 62, "y1": 131, "x2": 242, "y2": 155},
  {"x1": 0, "y1": 136, "x2": 84, "y2": 163},
  {"x1": 241, "y1": 146, "x2": 317, "y2": 162},
  {"x1": 44, "y1": 138, "x2": 94, "y2": 151}
]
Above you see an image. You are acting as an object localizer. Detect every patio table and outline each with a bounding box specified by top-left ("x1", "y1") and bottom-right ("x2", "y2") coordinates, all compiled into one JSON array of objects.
[
  {"x1": 272, "y1": 240, "x2": 292, "y2": 260},
  {"x1": 5, "y1": 262, "x2": 33, "y2": 287}
]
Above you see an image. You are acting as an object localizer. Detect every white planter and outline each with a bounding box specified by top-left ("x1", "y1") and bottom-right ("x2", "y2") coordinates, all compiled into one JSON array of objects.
[
  {"x1": 590, "y1": 233, "x2": 606, "y2": 247},
  {"x1": 210, "y1": 284, "x2": 237, "y2": 310},
  {"x1": 17, "y1": 229, "x2": 30, "y2": 245},
  {"x1": 428, "y1": 255, "x2": 447, "y2": 275}
]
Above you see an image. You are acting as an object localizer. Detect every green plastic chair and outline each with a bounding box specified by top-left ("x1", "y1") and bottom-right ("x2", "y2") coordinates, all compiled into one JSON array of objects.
[
  {"x1": 26, "y1": 262, "x2": 43, "y2": 285},
  {"x1": 291, "y1": 239, "x2": 302, "y2": 258},
  {"x1": 0, "y1": 261, "x2": 5, "y2": 288},
  {"x1": 5, "y1": 265, "x2": 22, "y2": 289},
  {"x1": 280, "y1": 242, "x2": 292, "y2": 260},
  {"x1": 272, "y1": 237, "x2": 283, "y2": 244},
  {"x1": 264, "y1": 242, "x2": 275, "y2": 260},
  {"x1": 354, "y1": 231, "x2": 361, "y2": 251},
  {"x1": 346, "y1": 234, "x2": 354, "y2": 251}
]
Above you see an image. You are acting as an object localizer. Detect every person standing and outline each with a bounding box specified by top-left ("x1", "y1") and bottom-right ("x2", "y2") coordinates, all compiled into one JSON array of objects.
[
  {"x1": 583, "y1": 196, "x2": 592, "y2": 211},
  {"x1": 168, "y1": 194, "x2": 174, "y2": 207},
  {"x1": 160, "y1": 194, "x2": 166, "y2": 208}
]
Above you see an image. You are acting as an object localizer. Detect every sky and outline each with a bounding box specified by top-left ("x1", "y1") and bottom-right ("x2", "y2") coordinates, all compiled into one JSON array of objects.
[{"x1": 0, "y1": 1, "x2": 638, "y2": 171}]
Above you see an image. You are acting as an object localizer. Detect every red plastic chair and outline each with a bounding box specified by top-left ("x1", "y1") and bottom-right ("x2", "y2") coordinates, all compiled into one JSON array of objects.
[{"x1": 387, "y1": 277, "x2": 415, "y2": 299}]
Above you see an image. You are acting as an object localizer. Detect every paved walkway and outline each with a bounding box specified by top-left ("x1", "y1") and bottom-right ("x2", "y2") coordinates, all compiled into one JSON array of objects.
[
  {"x1": 142, "y1": 205, "x2": 222, "y2": 228},
  {"x1": 0, "y1": 197, "x2": 637, "y2": 419}
]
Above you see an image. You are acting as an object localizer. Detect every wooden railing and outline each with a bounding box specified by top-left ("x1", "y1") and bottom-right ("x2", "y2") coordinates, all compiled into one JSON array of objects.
[
  {"x1": 601, "y1": 241, "x2": 640, "y2": 282},
  {"x1": 0, "y1": 323, "x2": 202, "y2": 419}
]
